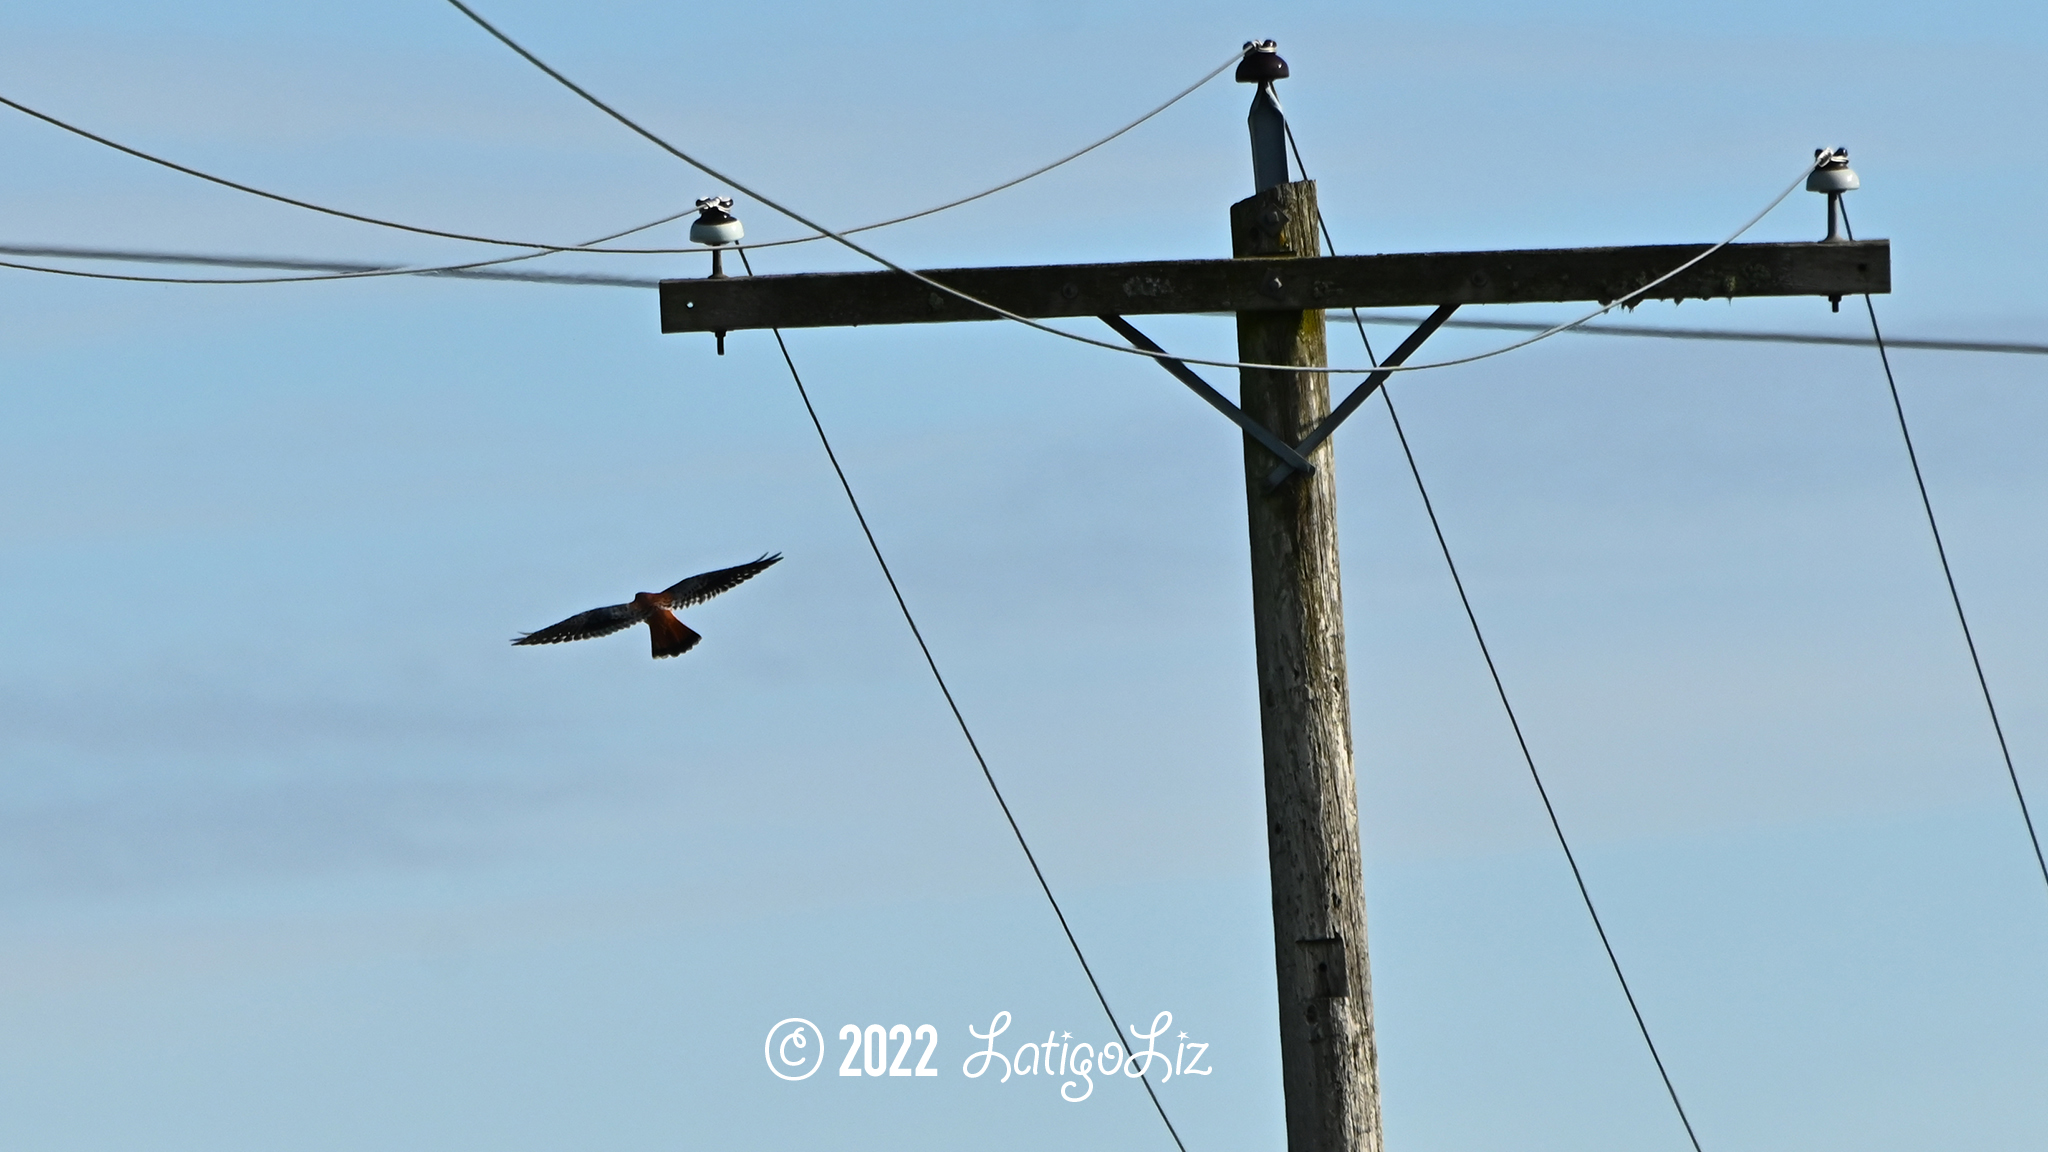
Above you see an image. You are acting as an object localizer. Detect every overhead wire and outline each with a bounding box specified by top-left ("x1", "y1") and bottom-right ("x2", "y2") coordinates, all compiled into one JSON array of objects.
[
  {"x1": 736, "y1": 247, "x2": 1189, "y2": 1152},
  {"x1": 438, "y1": 0, "x2": 1826, "y2": 379},
  {"x1": 0, "y1": 91, "x2": 672, "y2": 252},
  {"x1": 12, "y1": 1, "x2": 2017, "y2": 1131},
  {"x1": 1343, "y1": 313, "x2": 2048, "y2": 358},
  {"x1": 0, "y1": 242, "x2": 654, "y2": 287},
  {"x1": 1842, "y1": 203, "x2": 2048, "y2": 901},
  {"x1": 719, "y1": 50, "x2": 1240, "y2": 253},
  {"x1": 13, "y1": 240, "x2": 2048, "y2": 359},
  {"x1": 0, "y1": 220, "x2": 668, "y2": 285},
  {"x1": 1290, "y1": 123, "x2": 1711, "y2": 1152},
  {"x1": 4, "y1": 13, "x2": 1827, "y2": 364},
  {"x1": 0, "y1": 51, "x2": 1232, "y2": 261},
  {"x1": 3, "y1": 9, "x2": 1830, "y2": 372},
  {"x1": 5, "y1": 8, "x2": 2028, "y2": 1126}
]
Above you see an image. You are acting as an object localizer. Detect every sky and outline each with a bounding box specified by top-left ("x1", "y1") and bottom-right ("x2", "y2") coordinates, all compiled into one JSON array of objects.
[{"x1": 1, "y1": 2, "x2": 2045, "y2": 1151}]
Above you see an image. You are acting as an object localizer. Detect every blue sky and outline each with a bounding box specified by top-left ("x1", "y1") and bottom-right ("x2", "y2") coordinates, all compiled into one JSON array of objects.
[{"x1": 1, "y1": 3, "x2": 2045, "y2": 1151}]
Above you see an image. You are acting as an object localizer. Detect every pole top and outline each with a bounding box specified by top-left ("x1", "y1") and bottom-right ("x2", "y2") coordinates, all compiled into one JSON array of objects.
[{"x1": 1236, "y1": 40, "x2": 1289, "y2": 83}]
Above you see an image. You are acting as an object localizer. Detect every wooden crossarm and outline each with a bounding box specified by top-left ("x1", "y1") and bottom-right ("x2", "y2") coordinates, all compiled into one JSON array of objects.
[{"x1": 658, "y1": 239, "x2": 1888, "y2": 334}]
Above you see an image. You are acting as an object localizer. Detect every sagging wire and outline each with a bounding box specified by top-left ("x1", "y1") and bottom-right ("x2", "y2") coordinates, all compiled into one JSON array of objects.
[
  {"x1": 0, "y1": 91, "x2": 682, "y2": 253},
  {"x1": 0, "y1": 48, "x2": 1233, "y2": 270},
  {"x1": 440, "y1": 0, "x2": 1825, "y2": 379},
  {"x1": 19, "y1": 233, "x2": 2048, "y2": 361},
  {"x1": 0, "y1": 217, "x2": 677, "y2": 285}
]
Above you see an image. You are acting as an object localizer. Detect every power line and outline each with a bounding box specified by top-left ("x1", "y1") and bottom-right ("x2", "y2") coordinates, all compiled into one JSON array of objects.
[
  {"x1": 1, "y1": 15, "x2": 1845, "y2": 375},
  {"x1": 438, "y1": 0, "x2": 1824, "y2": 379},
  {"x1": 0, "y1": 239, "x2": 625, "y2": 286},
  {"x1": 1843, "y1": 204, "x2": 2048, "y2": 901},
  {"x1": 1342, "y1": 312, "x2": 2048, "y2": 358},
  {"x1": 0, "y1": 242, "x2": 652, "y2": 286},
  {"x1": 0, "y1": 51, "x2": 1231, "y2": 257},
  {"x1": 0, "y1": 244, "x2": 655, "y2": 287},
  {"x1": 737, "y1": 245, "x2": 1189, "y2": 1152},
  {"x1": 718, "y1": 50, "x2": 1239, "y2": 253},
  {"x1": 1293, "y1": 124, "x2": 1710, "y2": 1152},
  {"x1": 12, "y1": 240, "x2": 2047, "y2": 360},
  {"x1": 0, "y1": 178, "x2": 729, "y2": 285},
  {"x1": 3, "y1": 16, "x2": 1827, "y2": 362},
  {"x1": 0, "y1": 92, "x2": 680, "y2": 252}
]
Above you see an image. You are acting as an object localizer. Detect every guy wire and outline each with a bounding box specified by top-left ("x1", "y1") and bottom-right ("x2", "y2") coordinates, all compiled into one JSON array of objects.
[
  {"x1": 1842, "y1": 203, "x2": 2048, "y2": 899},
  {"x1": 738, "y1": 247, "x2": 1190, "y2": 1152},
  {"x1": 1289, "y1": 119, "x2": 1710, "y2": 1152}
]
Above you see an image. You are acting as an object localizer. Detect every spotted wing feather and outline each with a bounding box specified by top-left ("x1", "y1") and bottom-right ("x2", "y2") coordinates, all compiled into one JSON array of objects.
[
  {"x1": 659, "y1": 553, "x2": 782, "y2": 610},
  {"x1": 512, "y1": 602, "x2": 647, "y2": 646}
]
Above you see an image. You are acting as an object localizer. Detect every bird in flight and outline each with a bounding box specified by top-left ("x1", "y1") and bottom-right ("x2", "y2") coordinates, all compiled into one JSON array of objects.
[{"x1": 512, "y1": 554, "x2": 781, "y2": 659}]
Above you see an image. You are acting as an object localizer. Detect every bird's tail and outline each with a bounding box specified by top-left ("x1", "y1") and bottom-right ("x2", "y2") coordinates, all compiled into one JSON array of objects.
[{"x1": 646, "y1": 610, "x2": 702, "y2": 659}]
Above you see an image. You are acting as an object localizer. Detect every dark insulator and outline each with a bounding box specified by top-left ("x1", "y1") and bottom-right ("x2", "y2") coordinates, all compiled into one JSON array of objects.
[{"x1": 1235, "y1": 40, "x2": 1289, "y2": 83}]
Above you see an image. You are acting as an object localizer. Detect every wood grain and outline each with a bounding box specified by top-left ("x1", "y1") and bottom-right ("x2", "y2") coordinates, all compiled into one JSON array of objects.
[
  {"x1": 659, "y1": 239, "x2": 1889, "y2": 332},
  {"x1": 1234, "y1": 181, "x2": 1381, "y2": 1152}
]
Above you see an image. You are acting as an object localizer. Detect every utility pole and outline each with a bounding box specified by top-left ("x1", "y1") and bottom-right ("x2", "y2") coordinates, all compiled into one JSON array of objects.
[
  {"x1": 1230, "y1": 42, "x2": 1380, "y2": 1152},
  {"x1": 659, "y1": 41, "x2": 1887, "y2": 1152}
]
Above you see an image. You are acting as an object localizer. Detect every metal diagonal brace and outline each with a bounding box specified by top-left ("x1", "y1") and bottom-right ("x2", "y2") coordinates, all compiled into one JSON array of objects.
[
  {"x1": 1263, "y1": 303, "x2": 1460, "y2": 490},
  {"x1": 1101, "y1": 315, "x2": 1317, "y2": 476}
]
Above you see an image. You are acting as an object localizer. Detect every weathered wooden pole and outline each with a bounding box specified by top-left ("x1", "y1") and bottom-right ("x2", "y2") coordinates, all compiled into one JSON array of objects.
[{"x1": 1232, "y1": 43, "x2": 1380, "y2": 1152}]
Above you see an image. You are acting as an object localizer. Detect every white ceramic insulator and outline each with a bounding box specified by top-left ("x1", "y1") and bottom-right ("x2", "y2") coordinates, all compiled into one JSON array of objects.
[
  {"x1": 1806, "y1": 166, "x2": 1860, "y2": 193},
  {"x1": 690, "y1": 218, "x2": 745, "y2": 245}
]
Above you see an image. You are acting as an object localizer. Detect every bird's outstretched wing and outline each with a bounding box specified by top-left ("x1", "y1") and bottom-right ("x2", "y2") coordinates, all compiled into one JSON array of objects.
[
  {"x1": 659, "y1": 553, "x2": 782, "y2": 609},
  {"x1": 512, "y1": 602, "x2": 648, "y2": 646}
]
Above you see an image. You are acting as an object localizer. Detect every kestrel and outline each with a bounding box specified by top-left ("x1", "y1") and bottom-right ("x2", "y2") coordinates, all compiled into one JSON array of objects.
[{"x1": 512, "y1": 554, "x2": 781, "y2": 659}]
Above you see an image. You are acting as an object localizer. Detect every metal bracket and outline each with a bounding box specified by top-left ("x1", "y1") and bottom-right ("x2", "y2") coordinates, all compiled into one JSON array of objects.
[
  {"x1": 1102, "y1": 306, "x2": 1459, "y2": 490},
  {"x1": 1100, "y1": 315, "x2": 1317, "y2": 477},
  {"x1": 1262, "y1": 303, "x2": 1460, "y2": 491},
  {"x1": 1296, "y1": 936, "x2": 1350, "y2": 999}
]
